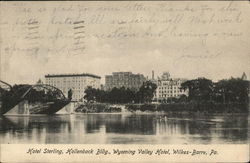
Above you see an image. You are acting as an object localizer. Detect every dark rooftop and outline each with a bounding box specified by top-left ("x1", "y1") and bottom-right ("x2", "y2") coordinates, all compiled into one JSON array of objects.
[{"x1": 45, "y1": 73, "x2": 101, "y2": 79}]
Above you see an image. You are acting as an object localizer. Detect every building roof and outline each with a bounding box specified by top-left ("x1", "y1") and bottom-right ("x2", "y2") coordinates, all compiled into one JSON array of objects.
[
  {"x1": 106, "y1": 72, "x2": 145, "y2": 77},
  {"x1": 45, "y1": 73, "x2": 101, "y2": 79}
]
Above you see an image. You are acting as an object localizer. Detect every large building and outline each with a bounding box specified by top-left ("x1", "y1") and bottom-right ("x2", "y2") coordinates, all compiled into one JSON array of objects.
[
  {"x1": 45, "y1": 73, "x2": 101, "y2": 101},
  {"x1": 105, "y1": 72, "x2": 146, "y2": 91},
  {"x1": 154, "y1": 72, "x2": 188, "y2": 102}
]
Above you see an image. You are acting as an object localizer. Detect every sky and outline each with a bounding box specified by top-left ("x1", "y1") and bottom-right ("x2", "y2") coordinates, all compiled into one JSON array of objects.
[{"x1": 0, "y1": 1, "x2": 249, "y2": 85}]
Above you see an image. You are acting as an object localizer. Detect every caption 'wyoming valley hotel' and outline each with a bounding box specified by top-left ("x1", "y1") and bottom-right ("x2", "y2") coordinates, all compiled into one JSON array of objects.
[{"x1": 45, "y1": 73, "x2": 101, "y2": 101}]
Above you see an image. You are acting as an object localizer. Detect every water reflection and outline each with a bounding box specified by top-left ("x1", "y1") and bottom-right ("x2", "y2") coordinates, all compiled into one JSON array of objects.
[{"x1": 0, "y1": 113, "x2": 248, "y2": 144}]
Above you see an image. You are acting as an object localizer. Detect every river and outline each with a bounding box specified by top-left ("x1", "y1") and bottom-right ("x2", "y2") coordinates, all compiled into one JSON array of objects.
[{"x1": 0, "y1": 113, "x2": 248, "y2": 144}]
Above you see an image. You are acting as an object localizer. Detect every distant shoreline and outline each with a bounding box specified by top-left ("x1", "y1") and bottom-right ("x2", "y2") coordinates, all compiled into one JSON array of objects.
[{"x1": 75, "y1": 102, "x2": 249, "y2": 114}]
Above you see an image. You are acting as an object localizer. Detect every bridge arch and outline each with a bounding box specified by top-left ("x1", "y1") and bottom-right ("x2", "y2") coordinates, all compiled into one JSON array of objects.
[
  {"x1": 21, "y1": 84, "x2": 67, "y2": 100},
  {"x1": 0, "y1": 80, "x2": 12, "y2": 91}
]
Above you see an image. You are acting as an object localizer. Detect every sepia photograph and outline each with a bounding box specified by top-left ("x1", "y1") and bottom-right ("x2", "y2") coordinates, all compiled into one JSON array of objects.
[{"x1": 0, "y1": 0, "x2": 249, "y2": 162}]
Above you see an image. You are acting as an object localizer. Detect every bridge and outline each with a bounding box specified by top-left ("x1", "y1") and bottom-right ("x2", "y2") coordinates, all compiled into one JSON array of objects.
[
  {"x1": 0, "y1": 80, "x2": 12, "y2": 91},
  {"x1": 0, "y1": 80, "x2": 70, "y2": 115}
]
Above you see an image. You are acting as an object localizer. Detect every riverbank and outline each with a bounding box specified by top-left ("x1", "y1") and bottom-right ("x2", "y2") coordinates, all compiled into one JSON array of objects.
[
  {"x1": 75, "y1": 103, "x2": 123, "y2": 113},
  {"x1": 75, "y1": 102, "x2": 249, "y2": 114}
]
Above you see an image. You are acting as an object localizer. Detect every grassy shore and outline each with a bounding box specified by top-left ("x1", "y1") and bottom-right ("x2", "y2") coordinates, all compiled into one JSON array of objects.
[
  {"x1": 126, "y1": 102, "x2": 248, "y2": 113},
  {"x1": 75, "y1": 103, "x2": 122, "y2": 113},
  {"x1": 75, "y1": 102, "x2": 249, "y2": 114}
]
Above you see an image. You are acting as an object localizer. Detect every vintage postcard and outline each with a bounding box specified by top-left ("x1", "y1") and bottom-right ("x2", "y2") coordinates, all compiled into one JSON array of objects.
[{"x1": 0, "y1": 0, "x2": 249, "y2": 162}]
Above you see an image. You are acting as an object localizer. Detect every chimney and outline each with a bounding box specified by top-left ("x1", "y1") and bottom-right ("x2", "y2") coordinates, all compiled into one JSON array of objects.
[{"x1": 152, "y1": 70, "x2": 154, "y2": 80}]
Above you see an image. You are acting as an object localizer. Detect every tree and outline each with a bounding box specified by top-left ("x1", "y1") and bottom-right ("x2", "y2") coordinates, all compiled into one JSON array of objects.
[
  {"x1": 167, "y1": 97, "x2": 178, "y2": 103},
  {"x1": 84, "y1": 86, "x2": 96, "y2": 102},
  {"x1": 178, "y1": 94, "x2": 188, "y2": 103},
  {"x1": 181, "y1": 78, "x2": 213, "y2": 102},
  {"x1": 95, "y1": 89, "x2": 107, "y2": 103},
  {"x1": 106, "y1": 87, "x2": 136, "y2": 104},
  {"x1": 214, "y1": 78, "x2": 249, "y2": 104},
  {"x1": 136, "y1": 81, "x2": 157, "y2": 103}
]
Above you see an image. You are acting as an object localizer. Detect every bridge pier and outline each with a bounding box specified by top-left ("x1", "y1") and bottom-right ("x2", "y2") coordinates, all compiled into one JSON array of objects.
[
  {"x1": 5, "y1": 100, "x2": 30, "y2": 115},
  {"x1": 56, "y1": 102, "x2": 76, "y2": 114}
]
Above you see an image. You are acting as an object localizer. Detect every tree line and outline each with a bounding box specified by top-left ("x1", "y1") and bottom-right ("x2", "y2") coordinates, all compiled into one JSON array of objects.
[
  {"x1": 181, "y1": 77, "x2": 249, "y2": 104},
  {"x1": 84, "y1": 77, "x2": 249, "y2": 104},
  {"x1": 84, "y1": 81, "x2": 157, "y2": 104}
]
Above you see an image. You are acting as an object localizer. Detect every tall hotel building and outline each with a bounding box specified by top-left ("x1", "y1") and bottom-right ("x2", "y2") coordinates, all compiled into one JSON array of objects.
[
  {"x1": 105, "y1": 72, "x2": 146, "y2": 91},
  {"x1": 45, "y1": 73, "x2": 101, "y2": 101},
  {"x1": 154, "y1": 72, "x2": 188, "y2": 101}
]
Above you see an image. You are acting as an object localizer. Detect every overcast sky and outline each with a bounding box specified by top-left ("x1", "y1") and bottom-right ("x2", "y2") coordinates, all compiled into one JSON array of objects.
[{"x1": 0, "y1": 1, "x2": 249, "y2": 85}]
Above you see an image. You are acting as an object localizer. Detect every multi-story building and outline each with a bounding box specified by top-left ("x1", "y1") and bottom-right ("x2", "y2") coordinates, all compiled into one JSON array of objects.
[
  {"x1": 105, "y1": 72, "x2": 146, "y2": 91},
  {"x1": 154, "y1": 72, "x2": 188, "y2": 102},
  {"x1": 45, "y1": 73, "x2": 101, "y2": 101}
]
